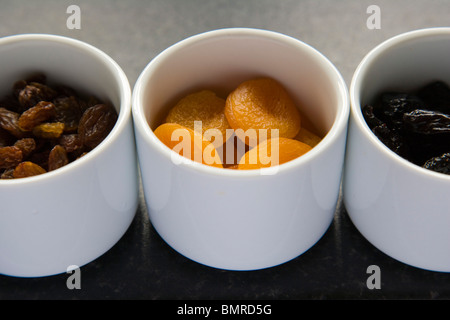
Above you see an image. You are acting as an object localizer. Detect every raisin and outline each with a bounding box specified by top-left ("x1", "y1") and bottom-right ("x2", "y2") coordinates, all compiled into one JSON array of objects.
[
  {"x1": 28, "y1": 149, "x2": 50, "y2": 170},
  {"x1": 423, "y1": 152, "x2": 450, "y2": 175},
  {"x1": 0, "y1": 107, "x2": 27, "y2": 138},
  {"x1": 53, "y1": 96, "x2": 82, "y2": 132},
  {"x1": 14, "y1": 138, "x2": 36, "y2": 158},
  {"x1": 0, "y1": 146, "x2": 23, "y2": 169},
  {"x1": 0, "y1": 94, "x2": 22, "y2": 113},
  {"x1": 48, "y1": 145, "x2": 69, "y2": 171},
  {"x1": 12, "y1": 161, "x2": 46, "y2": 179},
  {"x1": 18, "y1": 82, "x2": 56, "y2": 110},
  {"x1": 0, "y1": 127, "x2": 15, "y2": 147},
  {"x1": 0, "y1": 73, "x2": 112, "y2": 179},
  {"x1": 78, "y1": 104, "x2": 117, "y2": 149},
  {"x1": 32, "y1": 122, "x2": 65, "y2": 139},
  {"x1": 18, "y1": 101, "x2": 56, "y2": 131},
  {"x1": 58, "y1": 134, "x2": 83, "y2": 153}
]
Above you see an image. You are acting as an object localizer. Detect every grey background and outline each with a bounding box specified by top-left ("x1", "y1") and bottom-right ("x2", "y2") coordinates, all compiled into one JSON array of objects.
[{"x1": 1, "y1": 0, "x2": 449, "y2": 300}]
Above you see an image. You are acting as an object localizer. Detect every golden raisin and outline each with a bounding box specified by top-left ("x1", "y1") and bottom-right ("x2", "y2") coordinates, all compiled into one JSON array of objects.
[
  {"x1": 225, "y1": 78, "x2": 301, "y2": 147},
  {"x1": 32, "y1": 122, "x2": 65, "y2": 139},
  {"x1": 12, "y1": 161, "x2": 46, "y2": 178},
  {"x1": 14, "y1": 138, "x2": 36, "y2": 158},
  {"x1": 0, "y1": 146, "x2": 23, "y2": 169},
  {"x1": 18, "y1": 101, "x2": 55, "y2": 131}
]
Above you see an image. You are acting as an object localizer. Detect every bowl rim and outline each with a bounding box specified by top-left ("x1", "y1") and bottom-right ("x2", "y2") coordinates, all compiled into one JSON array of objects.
[
  {"x1": 350, "y1": 27, "x2": 450, "y2": 181},
  {"x1": 132, "y1": 27, "x2": 350, "y2": 178},
  {"x1": 0, "y1": 33, "x2": 132, "y2": 186}
]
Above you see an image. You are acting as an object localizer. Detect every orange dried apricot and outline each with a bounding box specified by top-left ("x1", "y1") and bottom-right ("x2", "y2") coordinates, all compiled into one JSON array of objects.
[
  {"x1": 225, "y1": 78, "x2": 301, "y2": 147},
  {"x1": 295, "y1": 127, "x2": 322, "y2": 148},
  {"x1": 237, "y1": 137, "x2": 311, "y2": 170},
  {"x1": 166, "y1": 90, "x2": 231, "y2": 141},
  {"x1": 154, "y1": 123, "x2": 223, "y2": 168}
]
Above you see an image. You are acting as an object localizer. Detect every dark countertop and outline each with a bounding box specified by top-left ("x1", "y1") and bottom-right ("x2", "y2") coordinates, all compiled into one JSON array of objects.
[{"x1": 1, "y1": 0, "x2": 450, "y2": 300}]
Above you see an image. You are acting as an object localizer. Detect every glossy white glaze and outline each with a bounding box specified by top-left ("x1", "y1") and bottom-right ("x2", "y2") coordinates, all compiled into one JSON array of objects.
[
  {"x1": 0, "y1": 34, "x2": 139, "y2": 277},
  {"x1": 344, "y1": 28, "x2": 450, "y2": 272},
  {"x1": 132, "y1": 28, "x2": 349, "y2": 270}
]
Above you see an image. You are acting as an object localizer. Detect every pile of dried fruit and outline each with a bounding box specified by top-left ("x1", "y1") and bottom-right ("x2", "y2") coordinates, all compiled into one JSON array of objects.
[
  {"x1": 154, "y1": 77, "x2": 322, "y2": 169},
  {"x1": 362, "y1": 81, "x2": 450, "y2": 175},
  {"x1": 0, "y1": 73, "x2": 117, "y2": 179}
]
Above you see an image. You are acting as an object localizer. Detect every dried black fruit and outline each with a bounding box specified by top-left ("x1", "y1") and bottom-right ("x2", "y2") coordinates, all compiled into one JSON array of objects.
[
  {"x1": 403, "y1": 109, "x2": 450, "y2": 134},
  {"x1": 362, "y1": 81, "x2": 450, "y2": 175},
  {"x1": 423, "y1": 152, "x2": 450, "y2": 175}
]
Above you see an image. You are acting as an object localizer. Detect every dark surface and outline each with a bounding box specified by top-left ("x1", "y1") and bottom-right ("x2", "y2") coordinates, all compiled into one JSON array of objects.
[
  {"x1": 1, "y1": 187, "x2": 450, "y2": 300},
  {"x1": 1, "y1": 0, "x2": 450, "y2": 300}
]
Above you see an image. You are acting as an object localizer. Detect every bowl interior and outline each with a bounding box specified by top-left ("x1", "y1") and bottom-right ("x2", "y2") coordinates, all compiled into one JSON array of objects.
[
  {"x1": 354, "y1": 29, "x2": 450, "y2": 117},
  {"x1": 0, "y1": 35, "x2": 122, "y2": 114},
  {"x1": 138, "y1": 29, "x2": 346, "y2": 141}
]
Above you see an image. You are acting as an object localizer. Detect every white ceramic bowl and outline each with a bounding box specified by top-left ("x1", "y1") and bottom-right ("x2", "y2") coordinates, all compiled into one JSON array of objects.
[
  {"x1": 0, "y1": 34, "x2": 138, "y2": 277},
  {"x1": 132, "y1": 28, "x2": 349, "y2": 270},
  {"x1": 344, "y1": 28, "x2": 450, "y2": 272}
]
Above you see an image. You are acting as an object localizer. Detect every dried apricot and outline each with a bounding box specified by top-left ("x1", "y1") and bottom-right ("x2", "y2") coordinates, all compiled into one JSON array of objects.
[
  {"x1": 237, "y1": 137, "x2": 311, "y2": 170},
  {"x1": 166, "y1": 90, "x2": 231, "y2": 141},
  {"x1": 154, "y1": 123, "x2": 222, "y2": 168},
  {"x1": 295, "y1": 127, "x2": 322, "y2": 148},
  {"x1": 225, "y1": 78, "x2": 301, "y2": 147}
]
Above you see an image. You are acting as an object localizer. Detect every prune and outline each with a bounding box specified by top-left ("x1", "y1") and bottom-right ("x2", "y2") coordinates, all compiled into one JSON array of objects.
[
  {"x1": 12, "y1": 161, "x2": 46, "y2": 179},
  {"x1": 18, "y1": 101, "x2": 56, "y2": 131},
  {"x1": 362, "y1": 80, "x2": 450, "y2": 175},
  {"x1": 423, "y1": 152, "x2": 450, "y2": 175},
  {"x1": 361, "y1": 104, "x2": 410, "y2": 158},
  {"x1": 0, "y1": 73, "x2": 114, "y2": 179},
  {"x1": 48, "y1": 145, "x2": 69, "y2": 171},
  {"x1": 403, "y1": 109, "x2": 450, "y2": 134},
  {"x1": 417, "y1": 81, "x2": 450, "y2": 113},
  {"x1": 0, "y1": 146, "x2": 23, "y2": 169},
  {"x1": 1, "y1": 168, "x2": 14, "y2": 179},
  {"x1": 78, "y1": 104, "x2": 117, "y2": 149},
  {"x1": 378, "y1": 93, "x2": 425, "y2": 128}
]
